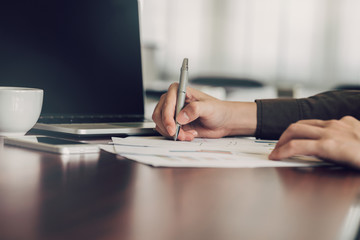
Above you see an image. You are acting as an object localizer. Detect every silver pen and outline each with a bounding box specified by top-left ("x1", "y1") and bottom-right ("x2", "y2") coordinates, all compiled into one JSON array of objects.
[{"x1": 174, "y1": 58, "x2": 189, "y2": 141}]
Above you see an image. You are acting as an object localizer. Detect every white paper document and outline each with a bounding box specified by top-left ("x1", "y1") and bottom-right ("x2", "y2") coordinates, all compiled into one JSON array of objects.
[{"x1": 100, "y1": 136, "x2": 326, "y2": 168}]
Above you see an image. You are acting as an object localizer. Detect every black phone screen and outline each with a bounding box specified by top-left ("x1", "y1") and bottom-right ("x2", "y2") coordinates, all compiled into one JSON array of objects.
[{"x1": 35, "y1": 137, "x2": 86, "y2": 145}]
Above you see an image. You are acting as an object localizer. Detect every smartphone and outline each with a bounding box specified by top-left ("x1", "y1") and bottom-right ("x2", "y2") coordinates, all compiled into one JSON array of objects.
[{"x1": 4, "y1": 136, "x2": 100, "y2": 154}]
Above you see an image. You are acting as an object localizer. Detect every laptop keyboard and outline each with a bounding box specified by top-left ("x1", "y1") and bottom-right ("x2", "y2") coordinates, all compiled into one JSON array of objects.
[{"x1": 38, "y1": 115, "x2": 147, "y2": 124}]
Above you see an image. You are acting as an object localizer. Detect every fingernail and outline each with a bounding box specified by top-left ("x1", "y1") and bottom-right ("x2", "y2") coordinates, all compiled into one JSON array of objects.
[
  {"x1": 167, "y1": 126, "x2": 174, "y2": 136},
  {"x1": 268, "y1": 151, "x2": 279, "y2": 161},
  {"x1": 178, "y1": 112, "x2": 189, "y2": 124},
  {"x1": 191, "y1": 130, "x2": 198, "y2": 137}
]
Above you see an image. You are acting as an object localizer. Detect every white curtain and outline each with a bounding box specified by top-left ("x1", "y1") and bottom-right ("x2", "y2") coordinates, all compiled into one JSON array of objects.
[{"x1": 140, "y1": 0, "x2": 360, "y2": 88}]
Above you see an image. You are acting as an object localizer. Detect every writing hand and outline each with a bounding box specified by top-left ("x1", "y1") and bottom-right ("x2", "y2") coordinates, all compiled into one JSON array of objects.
[{"x1": 152, "y1": 83, "x2": 257, "y2": 141}]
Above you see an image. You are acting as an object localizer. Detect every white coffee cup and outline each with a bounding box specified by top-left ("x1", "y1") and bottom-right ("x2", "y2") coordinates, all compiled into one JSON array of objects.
[{"x1": 0, "y1": 87, "x2": 43, "y2": 137}]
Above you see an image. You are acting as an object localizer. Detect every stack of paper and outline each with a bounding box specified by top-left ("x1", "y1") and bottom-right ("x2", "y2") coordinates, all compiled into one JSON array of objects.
[{"x1": 100, "y1": 136, "x2": 326, "y2": 168}]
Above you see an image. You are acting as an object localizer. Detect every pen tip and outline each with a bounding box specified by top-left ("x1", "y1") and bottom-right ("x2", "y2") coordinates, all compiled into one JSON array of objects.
[{"x1": 174, "y1": 125, "x2": 180, "y2": 141}]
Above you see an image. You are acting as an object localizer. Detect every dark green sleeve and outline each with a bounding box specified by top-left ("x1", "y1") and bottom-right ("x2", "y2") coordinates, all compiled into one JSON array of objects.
[{"x1": 255, "y1": 90, "x2": 360, "y2": 139}]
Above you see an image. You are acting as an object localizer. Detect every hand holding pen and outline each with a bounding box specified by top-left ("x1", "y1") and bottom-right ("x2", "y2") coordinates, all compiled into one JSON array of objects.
[{"x1": 152, "y1": 58, "x2": 256, "y2": 141}]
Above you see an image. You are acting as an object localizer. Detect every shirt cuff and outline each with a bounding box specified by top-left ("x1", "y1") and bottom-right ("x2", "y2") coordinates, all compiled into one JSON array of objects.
[{"x1": 255, "y1": 98, "x2": 302, "y2": 140}]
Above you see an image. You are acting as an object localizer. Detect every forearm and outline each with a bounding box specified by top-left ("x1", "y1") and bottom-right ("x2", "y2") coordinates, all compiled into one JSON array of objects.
[{"x1": 225, "y1": 101, "x2": 257, "y2": 136}]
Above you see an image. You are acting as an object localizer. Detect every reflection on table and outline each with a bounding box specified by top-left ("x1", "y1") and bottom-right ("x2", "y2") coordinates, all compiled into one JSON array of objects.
[{"x1": 1, "y1": 137, "x2": 360, "y2": 240}]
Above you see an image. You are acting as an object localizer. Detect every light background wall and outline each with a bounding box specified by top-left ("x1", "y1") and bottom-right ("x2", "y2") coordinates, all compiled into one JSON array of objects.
[{"x1": 139, "y1": 0, "x2": 360, "y2": 89}]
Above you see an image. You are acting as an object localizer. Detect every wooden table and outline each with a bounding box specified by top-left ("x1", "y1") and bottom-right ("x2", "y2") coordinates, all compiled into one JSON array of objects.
[{"x1": 1, "y1": 137, "x2": 360, "y2": 240}]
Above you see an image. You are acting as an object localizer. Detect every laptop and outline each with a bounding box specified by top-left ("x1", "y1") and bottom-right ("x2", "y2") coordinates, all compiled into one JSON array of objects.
[{"x1": 0, "y1": 0, "x2": 156, "y2": 136}]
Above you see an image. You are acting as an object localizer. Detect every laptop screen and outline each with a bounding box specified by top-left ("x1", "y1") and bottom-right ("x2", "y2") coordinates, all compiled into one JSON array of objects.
[{"x1": 0, "y1": 0, "x2": 144, "y2": 117}]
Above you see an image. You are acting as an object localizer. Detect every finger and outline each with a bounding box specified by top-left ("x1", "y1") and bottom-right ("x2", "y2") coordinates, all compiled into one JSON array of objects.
[
  {"x1": 296, "y1": 119, "x2": 327, "y2": 127},
  {"x1": 152, "y1": 94, "x2": 164, "y2": 125},
  {"x1": 176, "y1": 128, "x2": 198, "y2": 141},
  {"x1": 269, "y1": 139, "x2": 319, "y2": 160},
  {"x1": 276, "y1": 123, "x2": 324, "y2": 148},
  {"x1": 155, "y1": 125, "x2": 171, "y2": 138},
  {"x1": 182, "y1": 122, "x2": 226, "y2": 138},
  {"x1": 161, "y1": 83, "x2": 180, "y2": 136},
  {"x1": 156, "y1": 123, "x2": 197, "y2": 141},
  {"x1": 152, "y1": 94, "x2": 172, "y2": 136}
]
